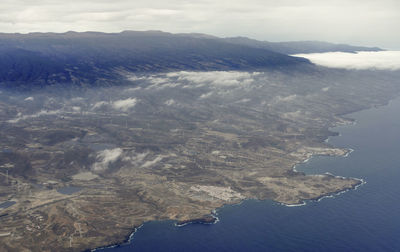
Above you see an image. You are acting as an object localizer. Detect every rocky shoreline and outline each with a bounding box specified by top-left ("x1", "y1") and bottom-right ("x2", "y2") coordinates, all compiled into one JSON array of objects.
[
  {"x1": 89, "y1": 225, "x2": 143, "y2": 252},
  {"x1": 176, "y1": 215, "x2": 219, "y2": 227},
  {"x1": 93, "y1": 177, "x2": 364, "y2": 251}
]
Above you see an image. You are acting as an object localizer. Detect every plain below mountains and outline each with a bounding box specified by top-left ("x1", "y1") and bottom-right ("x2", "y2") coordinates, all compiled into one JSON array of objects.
[{"x1": 0, "y1": 31, "x2": 382, "y2": 88}]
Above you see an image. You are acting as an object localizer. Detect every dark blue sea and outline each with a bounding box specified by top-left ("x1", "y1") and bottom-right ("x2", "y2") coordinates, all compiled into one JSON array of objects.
[{"x1": 105, "y1": 97, "x2": 400, "y2": 252}]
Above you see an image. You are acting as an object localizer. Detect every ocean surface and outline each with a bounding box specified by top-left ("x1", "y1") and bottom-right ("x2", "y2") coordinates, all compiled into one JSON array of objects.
[{"x1": 105, "y1": 97, "x2": 400, "y2": 252}]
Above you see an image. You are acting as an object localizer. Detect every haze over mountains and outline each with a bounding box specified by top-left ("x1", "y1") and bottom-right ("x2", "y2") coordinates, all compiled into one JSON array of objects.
[
  {"x1": 0, "y1": 31, "x2": 382, "y2": 88},
  {"x1": 223, "y1": 37, "x2": 382, "y2": 54}
]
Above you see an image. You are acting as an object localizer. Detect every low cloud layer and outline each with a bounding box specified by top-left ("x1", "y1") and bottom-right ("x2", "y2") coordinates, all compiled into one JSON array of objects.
[
  {"x1": 294, "y1": 51, "x2": 400, "y2": 70},
  {"x1": 167, "y1": 71, "x2": 260, "y2": 87},
  {"x1": 132, "y1": 71, "x2": 261, "y2": 102},
  {"x1": 8, "y1": 109, "x2": 62, "y2": 123}
]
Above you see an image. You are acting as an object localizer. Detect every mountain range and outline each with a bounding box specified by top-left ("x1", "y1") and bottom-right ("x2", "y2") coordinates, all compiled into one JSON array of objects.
[{"x1": 0, "y1": 31, "x2": 382, "y2": 88}]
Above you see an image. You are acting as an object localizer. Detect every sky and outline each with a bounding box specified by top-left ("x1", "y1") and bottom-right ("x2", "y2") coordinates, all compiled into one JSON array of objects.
[{"x1": 0, "y1": 0, "x2": 399, "y2": 49}]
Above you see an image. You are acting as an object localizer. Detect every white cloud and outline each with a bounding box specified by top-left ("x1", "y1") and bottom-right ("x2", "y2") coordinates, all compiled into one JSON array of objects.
[
  {"x1": 148, "y1": 77, "x2": 168, "y2": 85},
  {"x1": 122, "y1": 152, "x2": 148, "y2": 166},
  {"x1": 126, "y1": 87, "x2": 142, "y2": 92},
  {"x1": 171, "y1": 71, "x2": 259, "y2": 87},
  {"x1": 146, "y1": 81, "x2": 180, "y2": 90},
  {"x1": 164, "y1": 99, "x2": 176, "y2": 106},
  {"x1": 91, "y1": 101, "x2": 109, "y2": 110},
  {"x1": 199, "y1": 91, "x2": 213, "y2": 99},
  {"x1": 72, "y1": 106, "x2": 81, "y2": 112},
  {"x1": 129, "y1": 71, "x2": 259, "y2": 92},
  {"x1": 112, "y1": 97, "x2": 138, "y2": 111},
  {"x1": 141, "y1": 155, "x2": 166, "y2": 168},
  {"x1": 294, "y1": 51, "x2": 400, "y2": 70},
  {"x1": 24, "y1": 96, "x2": 34, "y2": 101},
  {"x1": 71, "y1": 97, "x2": 84, "y2": 102},
  {"x1": 276, "y1": 94, "x2": 297, "y2": 102},
  {"x1": 92, "y1": 148, "x2": 123, "y2": 171},
  {"x1": 7, "y1": 109, "x2": 62, "y2": 123},
  {"x1": 235, "y1": 98, "x2": 251, "y2": 103}
]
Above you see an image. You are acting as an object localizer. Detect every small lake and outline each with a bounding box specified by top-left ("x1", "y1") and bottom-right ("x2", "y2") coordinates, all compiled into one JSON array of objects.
[
  {"x1": 0, "y1": 201, "x2": 16, "y2": 209},
  {"x1": 57, "y1": 186, "x2": 82, "y2": 195}
]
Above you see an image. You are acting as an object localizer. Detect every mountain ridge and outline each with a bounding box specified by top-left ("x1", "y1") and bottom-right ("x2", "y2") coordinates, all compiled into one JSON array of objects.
[
  {"x1": 0, "y1": 30, "x2": 382, "y2": 88},
  {"x1": 222, "y1": 36, "x2": 383, "y2": 54},
  {"x1": 0, "y1": 31, "x2": 309, "y2": 88}
]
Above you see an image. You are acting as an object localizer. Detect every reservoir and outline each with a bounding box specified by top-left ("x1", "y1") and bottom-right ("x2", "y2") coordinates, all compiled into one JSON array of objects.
[
  {"x1": 0, "y1": 201, "x2": 16, "y2": 210},
  {"x1": 106, "y1": 97, "x2": 400, "y2": 252},
  {"x1": 57, "y1": 186, "x2": 82, "y2": 195}
]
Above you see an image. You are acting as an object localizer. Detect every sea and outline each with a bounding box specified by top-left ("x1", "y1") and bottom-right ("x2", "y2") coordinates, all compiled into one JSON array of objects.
[{"x1": 105, "y1": 97, "x2": 400, "y2": 252}]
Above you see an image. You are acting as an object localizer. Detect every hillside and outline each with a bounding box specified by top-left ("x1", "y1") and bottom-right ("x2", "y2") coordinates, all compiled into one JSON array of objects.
[{"x1": 0, "y1": 31, "x2": 309, "y2": 87}]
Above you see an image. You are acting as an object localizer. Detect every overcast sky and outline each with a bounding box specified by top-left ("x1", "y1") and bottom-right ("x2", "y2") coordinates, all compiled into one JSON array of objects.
[{"x1": 0, "y1": 0, "x2": 399, "y2": 49}]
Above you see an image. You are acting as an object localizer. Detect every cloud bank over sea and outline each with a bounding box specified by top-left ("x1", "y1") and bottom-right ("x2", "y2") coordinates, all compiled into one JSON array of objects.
[{"x1": 294, "y1": 51, "x2": 400, "y2": 70}]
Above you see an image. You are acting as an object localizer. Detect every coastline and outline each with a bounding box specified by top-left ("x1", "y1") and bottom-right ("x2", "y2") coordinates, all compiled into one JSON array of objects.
[
  {"x1": 312, "y1": 178, "x2": 365, "y2": 203},
  {"x1": 93, "y1": 137, "x2": 364, "y2": 251},
  {"x1": 87, "y1": 99, "x2": 400, "y2": 252},
  {"x1": 285, "y1": 116, "x2": 364, "y2": 207},
  {"x1": 91, "y1": 150, "x2": 363, "y2": 250},
  {"x1": 283, "y1": 165, "x2": 365, "y2": 208},
  {"x1": 91, "y1": 225, "x2": 143, "y2": 252},
  {"x1": 175, "y1": 215, "x2": 220, "y2": 227}
]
